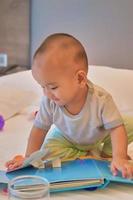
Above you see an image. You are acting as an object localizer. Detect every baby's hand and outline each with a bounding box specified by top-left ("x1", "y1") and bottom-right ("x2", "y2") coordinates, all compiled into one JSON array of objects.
[
  {"x1": 5, "y1": 155, "x2": 25, "y2": 171},
  {"x1": 111, "y1": 158, "x2": 133, "y2": 179}
]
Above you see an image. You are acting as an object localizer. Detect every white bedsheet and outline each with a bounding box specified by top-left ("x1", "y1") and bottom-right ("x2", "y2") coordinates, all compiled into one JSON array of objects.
[{"x1": 0, "y1": 67, "x2": 133, "y2": 199}]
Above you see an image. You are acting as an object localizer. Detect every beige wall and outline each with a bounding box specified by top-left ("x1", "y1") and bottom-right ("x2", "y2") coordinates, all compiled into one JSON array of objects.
[{"x1": 31, "y1": 0, "x2": 133, "y2": 69}]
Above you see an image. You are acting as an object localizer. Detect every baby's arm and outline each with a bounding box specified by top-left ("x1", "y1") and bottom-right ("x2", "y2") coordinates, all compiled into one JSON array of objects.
[
  {"x1": 5, "y1": 126, "x2": 47, "y2": 170},
  {"x1": 110, "y1": 125, "x2": 133, "y2": 178},
  {"x1": 25, "y1": 126, "x2": 47, "y2": 157}
]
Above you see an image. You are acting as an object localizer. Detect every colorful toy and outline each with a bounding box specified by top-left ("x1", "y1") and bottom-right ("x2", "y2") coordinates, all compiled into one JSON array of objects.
[
  {"x1": 0, "y1": 115, "x2": 5, "y2": 130},
  {"x1": 2, "y1": 187, "x2": 8, "y2": 196}
]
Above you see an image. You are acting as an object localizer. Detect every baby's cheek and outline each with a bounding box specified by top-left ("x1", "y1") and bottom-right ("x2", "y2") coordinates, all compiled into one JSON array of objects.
[{"x1": 54, "y1": 91, "x2": 61, "y2": 98}]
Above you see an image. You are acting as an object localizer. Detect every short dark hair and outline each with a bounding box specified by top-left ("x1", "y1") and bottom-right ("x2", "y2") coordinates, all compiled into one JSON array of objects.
[{"x1": 34, "y1": 33, "x2": 88, "y2": 70}]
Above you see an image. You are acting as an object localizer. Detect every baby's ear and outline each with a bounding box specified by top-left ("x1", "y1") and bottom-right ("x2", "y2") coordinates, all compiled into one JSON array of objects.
[{"x1": 76, "y1": 70, "x2": 87, "y2": 87}]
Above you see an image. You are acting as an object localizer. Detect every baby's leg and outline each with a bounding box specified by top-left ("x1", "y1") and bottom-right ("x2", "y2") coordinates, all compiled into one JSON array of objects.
[
  {"x1": 100, "y1": 135, "x2": 112, "y2": 158},
  {"x1": 100, "y1": 115, "x2": 133, "y2": 158},
  {"x1": 41, "y1": 126, "x2": 86, "y2": 161},
  {"x1": 123, "y1": 116, "x2": 133, "y2": 144},
  {"x1": 123, "y1": 115, "x2": 133, "y2": 159}
]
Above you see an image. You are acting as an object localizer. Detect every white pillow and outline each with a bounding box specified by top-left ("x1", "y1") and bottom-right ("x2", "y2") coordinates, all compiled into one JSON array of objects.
[
  {"x1": 0, "y1": 70, "x2": 42, "y2": 96},
  {"x1": 0, "y1": 86, "x2": 37, "y2": 120},
  {"x1": 0, "y1": 71, "x2": 41, "y2": 119},
  {"x1": 88, "y1": 65, "x2": 133, "y2": 114}
]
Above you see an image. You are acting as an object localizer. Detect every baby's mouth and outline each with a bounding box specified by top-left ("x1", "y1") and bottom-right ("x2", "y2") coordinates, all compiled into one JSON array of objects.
[{"x1": 52, "y1": 97, "x2": 60, "y2": 101}]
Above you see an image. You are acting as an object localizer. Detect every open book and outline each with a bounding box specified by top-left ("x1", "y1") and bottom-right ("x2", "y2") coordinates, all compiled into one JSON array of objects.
[{"x1": 0, "y1": 158, "x2": 133, "y2": 192}]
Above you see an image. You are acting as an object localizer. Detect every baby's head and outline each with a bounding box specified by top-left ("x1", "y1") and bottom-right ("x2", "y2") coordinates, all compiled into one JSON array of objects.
[{"x1": 32, "y1": 33, "x2": 88, "y2": 107}]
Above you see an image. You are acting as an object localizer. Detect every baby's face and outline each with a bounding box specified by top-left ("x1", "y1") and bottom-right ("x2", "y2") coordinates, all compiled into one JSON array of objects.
[{"x1": 32, "y1": 53, "x2": 81, "y2": 107}]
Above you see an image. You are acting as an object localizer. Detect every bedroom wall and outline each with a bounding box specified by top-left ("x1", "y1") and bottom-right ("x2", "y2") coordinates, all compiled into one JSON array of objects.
[{"x1": 31, "y1": 0, "x2": 133, "y2": 69}]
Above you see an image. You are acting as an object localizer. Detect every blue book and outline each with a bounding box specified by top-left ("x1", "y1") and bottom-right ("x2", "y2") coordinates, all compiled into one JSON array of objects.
[{"x1": 0, "y1": 159, "x2": 133, "y2": 192}]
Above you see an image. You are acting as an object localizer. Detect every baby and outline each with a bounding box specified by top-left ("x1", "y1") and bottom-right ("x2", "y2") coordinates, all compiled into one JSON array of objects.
[{"x1": 6, "y1": 33, "x2": 133, "y2": 178}]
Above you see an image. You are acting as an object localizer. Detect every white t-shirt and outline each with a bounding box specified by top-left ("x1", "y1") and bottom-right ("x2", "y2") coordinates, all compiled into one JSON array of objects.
[{"x1": 34, "y1": 81, "x2": 123, "y2": 145}]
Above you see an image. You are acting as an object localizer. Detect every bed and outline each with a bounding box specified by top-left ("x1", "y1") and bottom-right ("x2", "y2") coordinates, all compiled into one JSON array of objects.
[{"x1": 0, "y1": 65, "x2": 133, "y2": 199}]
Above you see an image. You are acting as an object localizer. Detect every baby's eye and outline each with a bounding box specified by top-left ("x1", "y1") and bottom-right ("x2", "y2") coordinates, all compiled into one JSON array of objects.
[{"x1": 51, "y1": 86, "x2": 58, "y2": 90}]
